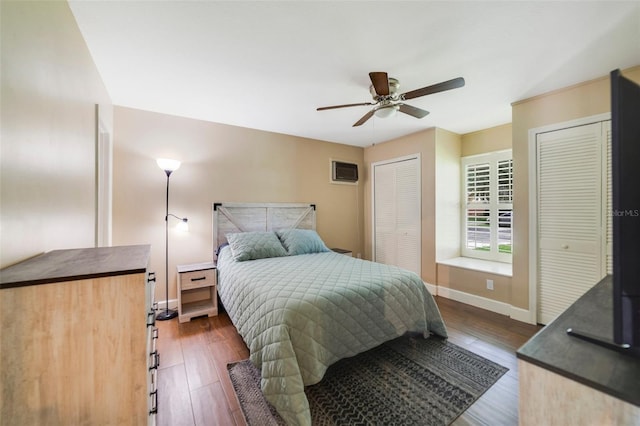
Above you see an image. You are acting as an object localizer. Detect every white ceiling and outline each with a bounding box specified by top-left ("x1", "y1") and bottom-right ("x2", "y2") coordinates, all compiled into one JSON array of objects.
[{"x1": 69, "y1": 1, "x2": 640, "y2": 148}]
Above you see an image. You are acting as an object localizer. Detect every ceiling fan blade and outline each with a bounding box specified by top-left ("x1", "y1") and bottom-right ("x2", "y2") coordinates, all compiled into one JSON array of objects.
[
  {"x1": 353, "y1": 109, "x2": 375, "y2": 127},
  {"x1": 401, "y1": 77, "x2": 465, "y2": 100},
  {"x1": 369, "y1": 72, "x2": 390, "y2": 96},
  {"x1": 398, "y1": 104, "x2": 430, "y2": 119},
  {"x1": 317, "y1": 102, "x2": 374, "y2": 111}
]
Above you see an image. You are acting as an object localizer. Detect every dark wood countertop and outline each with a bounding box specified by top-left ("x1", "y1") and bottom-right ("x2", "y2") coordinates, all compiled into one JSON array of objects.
[
  {"x1": 0, "y1": 245, "x2": 151, "y2": 289},
  {"x1": 516, "y1": 275, "x2": 640, "y2": 407}
]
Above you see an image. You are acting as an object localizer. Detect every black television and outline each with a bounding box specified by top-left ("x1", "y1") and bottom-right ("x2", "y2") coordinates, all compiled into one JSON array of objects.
[
  {"x1": 567, "y1": 69, "x2": 640, "y2": 358},
  {"x1": 611, "y1": 68, "x2": 640, "y2": 357}
]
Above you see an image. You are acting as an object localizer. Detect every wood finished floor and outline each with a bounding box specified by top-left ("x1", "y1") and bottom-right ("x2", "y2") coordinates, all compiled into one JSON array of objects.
[{"x1": 155, "y1": 297, "x2": 541, "y2": 426}]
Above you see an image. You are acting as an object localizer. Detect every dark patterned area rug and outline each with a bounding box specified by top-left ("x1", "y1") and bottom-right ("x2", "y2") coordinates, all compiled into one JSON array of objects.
[{"x1": 227, "y1": 335, "x2": 508, "y2": 426}]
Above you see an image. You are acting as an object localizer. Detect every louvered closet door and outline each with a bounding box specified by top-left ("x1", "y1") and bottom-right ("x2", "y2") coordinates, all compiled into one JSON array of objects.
[
  {"x1": 373, "y1": 157, "x2": 421, "y2": 276},
  {"x1": 536, "y1": 122, "x2": 606, "y2": 324}
]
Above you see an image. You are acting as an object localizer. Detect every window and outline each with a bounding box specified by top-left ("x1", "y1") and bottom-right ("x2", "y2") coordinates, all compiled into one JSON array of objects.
[{"x1": 462, "y1": 150, "x2": 512, "y2": 262}]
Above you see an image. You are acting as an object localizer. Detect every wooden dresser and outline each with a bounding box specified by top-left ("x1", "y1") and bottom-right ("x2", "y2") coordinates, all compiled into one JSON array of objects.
[
  {"x1": 0, "y1": 245, "x2": 157, "y2": 425},
  {"x1": 517, "y1": 276, "x2": 640, "y2": 425}
]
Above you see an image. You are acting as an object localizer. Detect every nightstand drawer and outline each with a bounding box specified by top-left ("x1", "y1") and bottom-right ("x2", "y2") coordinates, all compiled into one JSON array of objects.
[{"x1": 180, "y1": 268, "x2": 216, "y2": 290}]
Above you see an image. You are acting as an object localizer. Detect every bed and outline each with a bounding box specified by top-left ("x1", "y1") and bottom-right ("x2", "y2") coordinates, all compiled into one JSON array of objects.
[{"x1": 213, "y1": 203, "x2": 447, "y2": 425}]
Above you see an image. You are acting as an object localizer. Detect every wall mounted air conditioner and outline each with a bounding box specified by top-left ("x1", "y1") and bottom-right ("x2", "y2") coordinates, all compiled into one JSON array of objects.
[{"x1": 331, "y1": 160, "x2": 358, "y2": 184}]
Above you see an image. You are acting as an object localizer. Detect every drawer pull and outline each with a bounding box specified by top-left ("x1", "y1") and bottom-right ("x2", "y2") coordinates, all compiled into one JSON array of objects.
[
  {"x1": 147, "y1": 272, "x2": 156, "y2": 283},
  {"x1": 190, "y1": 276, "x2": 207, "y2": 282},
  {"x1": 147, "y1": 311, "x2": 156, "y2": 327},
  {"x1": 149, "y1": 389, "x2": 158, "y2": 414}
]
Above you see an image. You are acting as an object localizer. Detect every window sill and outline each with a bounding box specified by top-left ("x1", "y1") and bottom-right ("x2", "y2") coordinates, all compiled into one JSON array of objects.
[{"x1": 438, "y1": 257, "x2": 512, "y2": 277}]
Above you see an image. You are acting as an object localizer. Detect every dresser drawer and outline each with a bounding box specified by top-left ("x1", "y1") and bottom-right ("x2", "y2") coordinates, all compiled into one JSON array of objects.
[{"x1": 180, "y1": 268, "x2": 216, "y2": 290}]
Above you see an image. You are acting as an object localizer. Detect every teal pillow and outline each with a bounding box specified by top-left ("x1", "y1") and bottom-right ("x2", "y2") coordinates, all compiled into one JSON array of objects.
[
  {"x1": 276, "y1": 229, "x2": 330, "y2": 256},
  {"x1": 226, "y1": 231, "x2": 287, "y2": 261}
]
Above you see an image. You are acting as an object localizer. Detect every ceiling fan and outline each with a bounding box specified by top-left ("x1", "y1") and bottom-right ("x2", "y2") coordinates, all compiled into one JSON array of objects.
[{"x1": 317, "y1": 72, "x2": 465, "y2": 127}]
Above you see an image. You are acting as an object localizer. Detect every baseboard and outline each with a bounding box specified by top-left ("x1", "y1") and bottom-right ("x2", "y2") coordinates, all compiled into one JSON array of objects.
[
  {"x1": 155, "y1": 298, "x2": 178, "y2": 311},
  {"x1": 423, "y1": 281, "x2": 438, "y2": 296},
  {"x1": 509, "y1": 306, "x2": 535, "y2": 324},
  {"x1": 435, "y1": 286, "x2": 535, "y2": 324}
]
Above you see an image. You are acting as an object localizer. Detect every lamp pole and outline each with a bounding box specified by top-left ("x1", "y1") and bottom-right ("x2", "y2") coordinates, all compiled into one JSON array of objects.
[{"x1": 156, "y1": 159, "x2": 181, "y2": 321}]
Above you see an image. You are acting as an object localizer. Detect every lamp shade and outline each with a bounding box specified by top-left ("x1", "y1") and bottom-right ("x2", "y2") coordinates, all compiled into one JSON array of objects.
[
  {"x1": 156, "y1": 158, "x2": 181, "y2": 172},
  {"x1": 374, "y1": 104, "x2": 399, "y2": 118},
  {"x1": 176, "y1": 218, "x2": 189, "y2": 232}
]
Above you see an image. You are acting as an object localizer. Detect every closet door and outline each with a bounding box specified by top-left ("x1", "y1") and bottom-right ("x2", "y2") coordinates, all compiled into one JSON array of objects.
[
  {"x1": 373, "y1": 157, "x2": 421, "y2": 276},
  {"x1": 536, "y1": 122, "x2": 606, "y2": 324}
]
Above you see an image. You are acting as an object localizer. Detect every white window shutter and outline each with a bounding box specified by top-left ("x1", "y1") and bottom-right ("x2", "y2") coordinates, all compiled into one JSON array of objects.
[{"x1": 461, "y1": 150, "x2": 512, "y2": 262}]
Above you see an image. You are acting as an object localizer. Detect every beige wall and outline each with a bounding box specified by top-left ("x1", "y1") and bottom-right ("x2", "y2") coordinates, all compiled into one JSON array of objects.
[
  {"x1": 113, "y1": 106, "x2": 364, "y2": 302},
  {"x1": 363, "y1": 128, "x2": 462, "y2": 285},
  {"x1": 3, "y1": 0, "x2": 636, "y2": 321},
  {"x1": 435, "y1": 128, "x2": 462, "y2": 262},
  {"x1": 436, "y1": 124, "x2": 512, "y2": 301},
  {"x1": 437, "y1": 264, "x2": 511, "y2": 303},
  {"x1": 0, "y1": 1, "x2": 112, "y2": 268},
  {"x1": 511, "y1": 65, "x2": 640, "y2": 310},
  {"x1": 363, "y1": 124, "x2": 516, "y2": 304},
  {"x1": 462, "y1": 123, "x2": 512, "y2": 157}
]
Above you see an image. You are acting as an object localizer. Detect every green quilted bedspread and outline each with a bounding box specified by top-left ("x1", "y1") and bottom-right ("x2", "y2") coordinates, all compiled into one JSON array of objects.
[{"x1": 217, "y1": 247, "x2": 447, "y2": 425}]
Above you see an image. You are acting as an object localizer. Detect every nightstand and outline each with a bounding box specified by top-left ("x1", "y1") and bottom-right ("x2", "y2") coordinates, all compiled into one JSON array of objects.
[
  {"x1": 176, "y1": 262, "x2": 218, "y2": 323},
  {"x1": 331, "y1": 248, "x2": 353, "y2": 257}
]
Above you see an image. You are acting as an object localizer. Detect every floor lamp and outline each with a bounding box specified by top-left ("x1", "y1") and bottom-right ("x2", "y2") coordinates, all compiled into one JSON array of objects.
[{"x1": 156, "y1": 158, "x2": 188, "y2": 321}]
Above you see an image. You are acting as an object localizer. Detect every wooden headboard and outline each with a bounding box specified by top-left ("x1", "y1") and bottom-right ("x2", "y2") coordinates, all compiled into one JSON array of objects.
[{"x1": 212, "y1": 202, "x2": 317, "y2": 255}]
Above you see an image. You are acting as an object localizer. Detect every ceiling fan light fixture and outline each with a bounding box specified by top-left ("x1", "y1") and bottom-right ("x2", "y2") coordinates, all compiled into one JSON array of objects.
[
  {"x1": 374, "y1": 104, "x2": 399, "y2": 118},
  {"x1": 317, "y1": 72, "x2": 464, "y2": 127}
]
